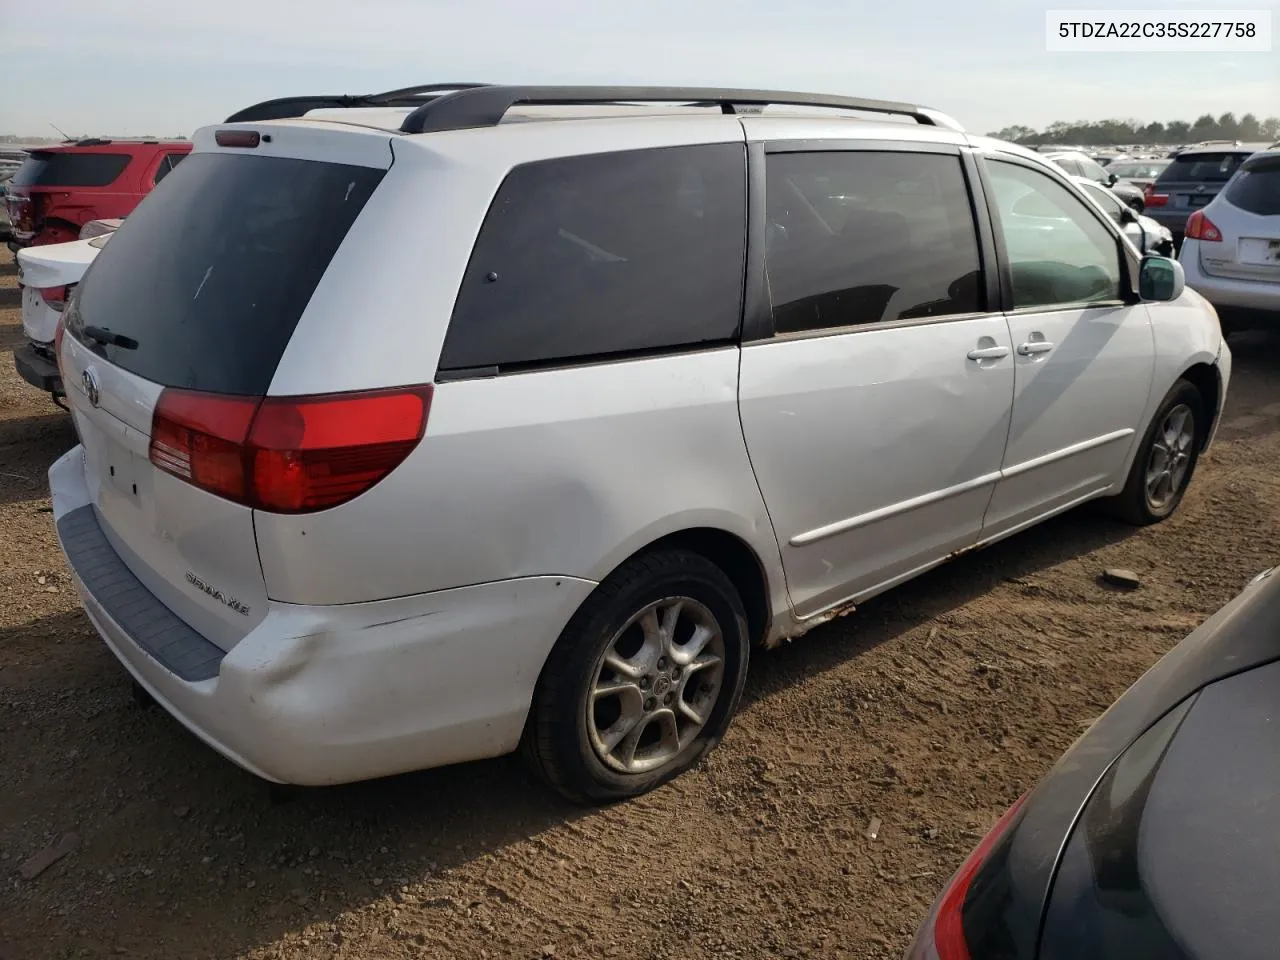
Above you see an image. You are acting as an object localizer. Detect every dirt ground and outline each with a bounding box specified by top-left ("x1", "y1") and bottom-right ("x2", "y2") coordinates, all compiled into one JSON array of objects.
[{"x1": 1, "y1": 255, "x2": 1278, "y2": 960}]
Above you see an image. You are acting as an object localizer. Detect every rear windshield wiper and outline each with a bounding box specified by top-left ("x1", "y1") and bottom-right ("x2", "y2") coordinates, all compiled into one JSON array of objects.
[{"x1": 82, "y1": 325, "x2": 139, "y2": 350}]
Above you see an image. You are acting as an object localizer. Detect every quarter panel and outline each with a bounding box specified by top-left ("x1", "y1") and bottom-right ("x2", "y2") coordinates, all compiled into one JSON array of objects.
[{"x1": 254, "y1": 349, "x2": 784, "y2": 607}]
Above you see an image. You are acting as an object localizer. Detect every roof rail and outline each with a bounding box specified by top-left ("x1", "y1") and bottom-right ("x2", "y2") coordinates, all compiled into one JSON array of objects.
[
  {"x1": 225, "y1": 83, "x2": 492, "y2": 123},
  {"x1": 397, "y1": 85, "x2": 963, "y2": 134}
]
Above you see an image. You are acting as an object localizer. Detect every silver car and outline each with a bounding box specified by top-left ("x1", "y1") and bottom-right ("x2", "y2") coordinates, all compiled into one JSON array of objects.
[
  {"x1": 48, "y1": 84, "x2": 1230, "y2": 803},
  {"x1": 1180, "y1": 149, "x2": 1280, "y2": 328}
]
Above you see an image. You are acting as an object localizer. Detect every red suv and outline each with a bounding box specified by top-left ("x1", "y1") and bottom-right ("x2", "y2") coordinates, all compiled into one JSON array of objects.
[{"x1": 5, "y1": 138, "x2": 191, "y2": 250}]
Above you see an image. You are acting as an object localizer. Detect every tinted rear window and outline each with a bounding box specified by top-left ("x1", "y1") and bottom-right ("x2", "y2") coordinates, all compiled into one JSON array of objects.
[
  {"x1": 70, "y1": 152, "x2": 384, "y2": 395},
  {"x1": 440, "y1": 144, "x2": 746, "y2": 372},
  {"x1": 765, "y1": 150, "x2": 983, "y2": 332},
  {"x1": 13, "y1": 151, "x2": 130, "y2": 187},
  {"x1": 1225, "y1": 159, "x2": 1280, "y2": 216},
  {"x1": 1108, "y1": 161, "x2": 1168, "y2": 179},
  {"x1": 1158, "y1": 153, "x2": 1249, "y2": 183}
]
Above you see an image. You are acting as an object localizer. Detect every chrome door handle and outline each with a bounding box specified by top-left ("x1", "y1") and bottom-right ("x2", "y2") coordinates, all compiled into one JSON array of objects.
[
  {"x1": 967, "y1": 345, "x2": 1011, "y2": 361},
  {"x1": 1016, "y1": 341, "x2": 1055, "y2": 356}
]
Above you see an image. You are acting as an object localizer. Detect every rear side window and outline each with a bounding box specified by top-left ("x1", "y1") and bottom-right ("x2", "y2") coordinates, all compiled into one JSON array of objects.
[
  {"x1": 153, "y1": 152, "x2": 187, "y2": 185},
  {"x1": 12, "y1": 151, "x2": 130, "y2": 187},
  {"x1": 440, "y1": 144, "x2": 746, "y2": 372},
  {"x1": 764, "y1": 150, "x2": 983, "y2": 333},
  {"x1": 1159, "y1": 152, "x2": 1249, "y2": 183},
  {"x1": 1224, "y1": 158, "x2": 1280, "y2": 216},
  {"x1": 71, "y1": 152, "x2": 384, "y2": 395}
]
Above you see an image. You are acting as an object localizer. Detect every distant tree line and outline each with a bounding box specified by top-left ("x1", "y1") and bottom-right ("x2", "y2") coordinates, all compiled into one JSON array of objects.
[{"x1": 988, "y1": 112, "x2": 1280, "y2": 146}]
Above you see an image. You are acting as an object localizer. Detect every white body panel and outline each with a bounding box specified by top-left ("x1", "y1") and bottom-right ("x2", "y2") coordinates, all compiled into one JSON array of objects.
[
  {"x1": 737, "y1": 318, "x2": 1014, "y2": 617},
  {"x1": 255, "y1": 349, "x2": 787, "y2": 615},
  {"x1": 982, "y1": 304, "x2": 1154, "y2": 534}
]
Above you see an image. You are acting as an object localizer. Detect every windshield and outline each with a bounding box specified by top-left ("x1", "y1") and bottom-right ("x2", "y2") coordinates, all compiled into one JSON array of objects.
[{"x1": 70, "y1": 151, "x2": 385, "y2": 395}]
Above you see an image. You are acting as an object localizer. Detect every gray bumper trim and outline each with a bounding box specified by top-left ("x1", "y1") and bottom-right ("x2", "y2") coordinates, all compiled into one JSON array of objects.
[{"x1": 57, "y1": 505, "x2": 225, "y2": 682}]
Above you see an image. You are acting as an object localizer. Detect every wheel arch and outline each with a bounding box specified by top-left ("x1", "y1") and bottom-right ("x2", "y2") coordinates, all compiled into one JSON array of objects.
[
  {"x1": 1178, "y1": 360, "x2": 1222, "y2": 450},
  {"x1": 601, "y1": 527, "x2": 774, "y2": 648}
]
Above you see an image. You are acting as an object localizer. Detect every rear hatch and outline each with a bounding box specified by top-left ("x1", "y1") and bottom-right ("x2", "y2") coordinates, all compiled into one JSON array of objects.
[
  {"x1": 5, "y1": 148, "x2": 131, "y2": 242},
  {"x1": 1148, "y1": 151, "x2": 1251, "y2": 224},
  {"x1": 1197, "y1": 154, "x2": 1280, "y2": 283},
  {"x1": 58, "y1": 128, "x2": 390, "y2": 651}
]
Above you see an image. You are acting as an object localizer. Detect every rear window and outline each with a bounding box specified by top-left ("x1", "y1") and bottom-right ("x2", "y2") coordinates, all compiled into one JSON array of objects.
[
  {"x1": 1108, "y1": 161, "x2": 1168, "y2": 179},
  {"x1": 1224, "y1": 158, "x2": 1280, "y2": 216},
  {"x1": 12, "y1": 151, "x2": 130, "y2": 187},
  {"x1": 440, "y1": 143, "x2": 746, "y2": 373},
  {"x1": 70, "y1": 152, "x2": 384, "y2": 395},
  {"x1": 1158, "y1": 152, "x2": 1249, "y2": 184}
]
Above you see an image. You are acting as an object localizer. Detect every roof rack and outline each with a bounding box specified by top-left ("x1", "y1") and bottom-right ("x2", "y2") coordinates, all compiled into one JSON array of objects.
[
  {"x1": 225, "y1": 83, "x2": 492, "y2": 123},
  {"x1": 397, "y1": 85, "x2": 962, "y2": 134}
]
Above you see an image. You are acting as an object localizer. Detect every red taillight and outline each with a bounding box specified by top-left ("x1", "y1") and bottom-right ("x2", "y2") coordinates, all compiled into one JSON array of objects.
[
  {"x1": 1185, "y1": 210, "x2": 1222, "y2": 242},
  {"x1": 214, "y1": 130, "x2": 261, "y2": 148},
  {"x1": 149, "y1": 385, "x2": 433, "y2": 513},
  {"x1": 7, "y1": 193, "x2": 35, "y2": 239},
  {"x1": 931, "y1": 794, "x2": 1028, "y2": 960},
  {"x1": 38, "y1": 285, "x2": 69, "y2": 311},
  {"x1": 1144, "y1": 184, "x2": 1169, "y2": 207}
]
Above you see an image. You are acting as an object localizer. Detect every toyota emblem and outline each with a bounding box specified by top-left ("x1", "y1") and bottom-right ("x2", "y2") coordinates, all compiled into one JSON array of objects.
[{"x1": 82, "y1": 367, "x2": 101, "y2": 408}]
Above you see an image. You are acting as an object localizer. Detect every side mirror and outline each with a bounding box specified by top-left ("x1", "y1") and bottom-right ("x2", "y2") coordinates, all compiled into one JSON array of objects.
[
  {"x1": 1120, "y1": 206, "x2": 1138, "y2": 224},
  {"x1": 1139, "y1": 256, "x2": 1185, "y2": 302},
  {"x1": 1107, "y1": 172, "x2": 1119, "y2": 186}
]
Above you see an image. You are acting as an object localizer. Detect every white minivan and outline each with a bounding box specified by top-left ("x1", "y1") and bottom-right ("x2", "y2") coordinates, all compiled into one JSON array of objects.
[{"x1": 49, "y1": 85, "x2": 1230, "y2": 803}]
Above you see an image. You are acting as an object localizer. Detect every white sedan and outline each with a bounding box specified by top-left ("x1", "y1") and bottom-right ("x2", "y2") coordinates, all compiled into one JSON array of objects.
[{"x1": 14, "y1": 220, "x2": 119, "y2": 400}]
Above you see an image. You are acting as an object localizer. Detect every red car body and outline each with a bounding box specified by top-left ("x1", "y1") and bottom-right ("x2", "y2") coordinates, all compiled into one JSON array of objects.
[{"x1": 5, "y1": 139, "x2": 191, "y2": 249}]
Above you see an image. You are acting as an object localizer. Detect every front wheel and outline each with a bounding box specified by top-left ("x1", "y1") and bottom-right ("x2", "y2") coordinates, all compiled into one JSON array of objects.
[
  {"x1": 521, "y1": 549, "x2": 750, "y2": 804},
  {"x1": 1103, "y1": 379, "x2": 1205, "y2": 525}
]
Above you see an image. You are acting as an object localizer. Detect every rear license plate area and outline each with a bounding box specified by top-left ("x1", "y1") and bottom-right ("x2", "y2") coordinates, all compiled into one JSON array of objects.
[
  {"x1": 1239, "y1": 238, "x2": 1280, "y2": 265},
  {"x1": 81, "y1": 414, "x2": 144, "y2": 507}
]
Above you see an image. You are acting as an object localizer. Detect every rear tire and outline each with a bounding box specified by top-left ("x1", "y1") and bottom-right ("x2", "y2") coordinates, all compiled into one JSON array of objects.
[
  {"x1": 1102, "y1": 379, "x2": 1205, "y2": 525},
  {"x1": 521, "y1": 549, "x2": 750, "y2": 805}
]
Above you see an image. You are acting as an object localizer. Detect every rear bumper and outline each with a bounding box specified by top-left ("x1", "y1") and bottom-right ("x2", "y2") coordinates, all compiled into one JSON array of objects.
[
  {"x1": 14, "y1": 342, "x2": 62, "y2": 395},
  {"x1": 1182, "y1": 243, "x2": 1280, "y2": 312},
  {"x1": 50, "y1": 446, "x2": 597, "y2": 785}
]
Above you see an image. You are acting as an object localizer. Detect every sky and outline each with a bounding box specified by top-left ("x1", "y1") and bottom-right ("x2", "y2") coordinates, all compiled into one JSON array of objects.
[{"x1": 3, "y1": 0, "x2": 1277, "y2": 137}]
